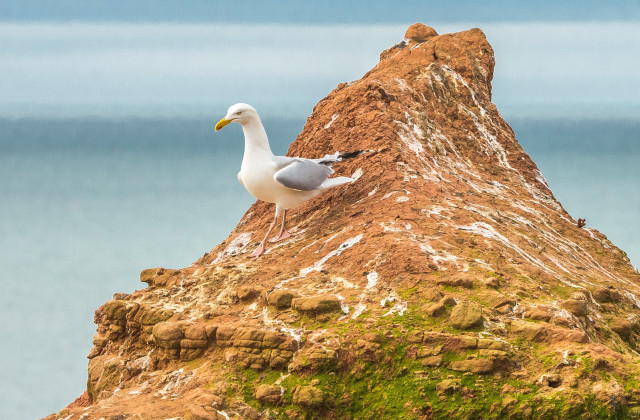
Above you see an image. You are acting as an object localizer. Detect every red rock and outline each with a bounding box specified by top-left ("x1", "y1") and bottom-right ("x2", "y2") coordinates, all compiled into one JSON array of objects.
[
  {"x1": 405, "y1": 23, "x2": 438, "y2": 42},
  {"x1": 52, "y1": 22, "x2": 640, "y2": 419},
  {"x1": 268, "y1": 289, "x2": 298, "y2": 309}
]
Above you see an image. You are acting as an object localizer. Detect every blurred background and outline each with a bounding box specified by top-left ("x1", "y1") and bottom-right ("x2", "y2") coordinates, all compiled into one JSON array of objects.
[{"x1": 1, "y1": 1, "x2": 639, "y2": 418}]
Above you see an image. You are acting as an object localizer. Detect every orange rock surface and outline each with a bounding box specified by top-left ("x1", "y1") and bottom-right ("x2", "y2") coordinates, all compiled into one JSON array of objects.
[{"x1": 48, "y1": 23, "x2": 640, "y2": 419}]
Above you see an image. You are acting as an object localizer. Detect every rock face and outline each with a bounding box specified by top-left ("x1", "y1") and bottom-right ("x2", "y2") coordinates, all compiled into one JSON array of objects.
[{"x1": 49, "y1": 23, "x2": 640, "y2": 419}]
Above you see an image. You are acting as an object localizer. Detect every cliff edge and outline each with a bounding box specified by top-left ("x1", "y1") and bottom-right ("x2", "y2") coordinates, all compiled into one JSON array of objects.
[{"x1": 49, "y1": 24, "x2": 640, "y2": 419}]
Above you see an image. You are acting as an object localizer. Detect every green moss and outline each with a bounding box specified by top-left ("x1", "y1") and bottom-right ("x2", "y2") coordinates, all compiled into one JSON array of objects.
[
  {"x1": 248, "y1": 365, "x2": 627, "y2": 419},
  {"x1": 223, "y1": 323, "x2": 636, "y2": 419},
  {"x1": 398, "y1": 287, "x2": 418, "y2": 300},
  {"x1": 581, "y1": 356, "x2": 593, "y2": 374},
  {"x1": 539, "y1": 354, "x2": 555, "y2": 369}
]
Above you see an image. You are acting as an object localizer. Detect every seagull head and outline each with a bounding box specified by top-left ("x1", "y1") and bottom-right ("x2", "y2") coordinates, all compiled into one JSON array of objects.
[{"x1": 215, "y1": 103, "x2": 258, "y2": 131}]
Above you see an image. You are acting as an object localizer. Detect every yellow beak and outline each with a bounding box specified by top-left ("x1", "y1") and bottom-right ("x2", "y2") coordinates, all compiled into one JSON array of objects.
[{"x1": 215, "y1": 117, "x2": 232, "y2": 132}]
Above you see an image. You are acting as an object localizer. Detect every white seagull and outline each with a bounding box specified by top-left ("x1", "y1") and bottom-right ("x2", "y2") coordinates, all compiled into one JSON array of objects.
[{"x1": 215, "y1": 103, "x2": 363, "y2": 257}]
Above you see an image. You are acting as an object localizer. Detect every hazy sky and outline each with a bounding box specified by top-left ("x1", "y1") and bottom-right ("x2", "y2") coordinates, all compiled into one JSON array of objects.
[
  {"x1": 3, "y1": 0, "x2": 640, "y2": 23},
  {"x1": 1, "y1": 2, "x2": 639, "y2": 118}
]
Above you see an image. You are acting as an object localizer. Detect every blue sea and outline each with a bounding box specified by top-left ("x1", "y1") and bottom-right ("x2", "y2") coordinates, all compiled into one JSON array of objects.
[{"x1": 0, "y1": 117, "x2": 638, "y2": 419}]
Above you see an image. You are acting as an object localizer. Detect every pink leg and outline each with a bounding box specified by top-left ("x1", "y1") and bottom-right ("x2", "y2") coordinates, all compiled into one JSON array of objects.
[
  {"x1": 250, "y1": 210, "x2": 279, "y2": 258},
  {"x1": 269, "y1": 209, "x2": 291, "y2": 243}
]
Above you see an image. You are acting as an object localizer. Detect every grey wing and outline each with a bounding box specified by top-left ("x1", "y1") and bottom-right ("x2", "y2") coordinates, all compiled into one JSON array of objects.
[
  {"x1": 272, "y1": 155, "x2": 297, "y2": 170},
  {"x1": 273, "y1": 153, "x2": 340, "y2": 168},
  {"x1": 273, "y1": 159, "x2": 333, "y2": 191}
]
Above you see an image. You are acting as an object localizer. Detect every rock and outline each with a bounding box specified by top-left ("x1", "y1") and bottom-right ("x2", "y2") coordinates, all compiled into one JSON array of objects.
[
  {"x1": 593, "y1": 287, "x2": 621, "y2": 303},
  {"x1": 570, "y1": 291, "x2": 588, "y2": 301},
  {"x1": 436, "y1": 277, "x2": 474, "y2": 289},
  {"x1": 404, "y1": 23, "x2": 438, "y2": 42},
  {"x1": 436, "y1": 379, "x2": 457, "y2": 395},
  {"x1": 180, "y1": 338, "x2": 208, "y2": 349},
  {"x1": 136, "y1": 307, "x2": 173, "y2": 326},
  {"x1": 425, "y1": 302, "x2": 446, "y2": 317},
  {"x1": 255, "y1": 384, "x2": 283, "y2": 405},
  {"x1": 484, "y1": 277, "x2": 500, "y2": 288},
  {"x1": 610, "y1": 317, "x2": 633, "y2": 339},
  {"x1": 292, "y1": 296, "x2": 342, "y2": 317},
  {"x1": 422, "y1": 355, "x2": 443, "y2": 367},
  {"x1": 152, "y1": 322, "x2": 183, "y2": 341},
  {"x1": 561, "y1": 299, "x2": 587, "y2": 317},
  {"x1": 593, "y1": 287, "x2": 612, "y2": 303},
  {"x1": 440, "y1": 296, "x2": 457, "y2": 307},
  {"x1": 526, "y1": 306, "x2": 552, "y2": 322},
  {"x1": 100, "y1": 300, "x2": 128, "y2": 321},
  {"x1": 290, "y1": 345, "x2": 338, "y2": 373},
  {"x1": 423, "y1": 288, "x2": 443, "y2": 302},
  {"x1": 140, "y1": 267, "x2": 164, "y2": 285},
  {"x1": 406, "y1": 330, "x2": 424, "y2": 343},
  {"x1": 139, "y1": 267, "x2": 179, "y2": 287},
  {"x1": 478, "y1": 349, "x2": 507, "y2": 357},
  {"x1": 268, "y1": 289, "x2": 298, "y2": 309},
  {"x1": 540, "y1": 374, "x2": 562, "y2": 388},
  {"x1": 418, "y1": 345, "x2": 443, "y2": 357},
  {"x1": 185, "y1": 404, "x2": 219, "y2": 420},
  {"x1": 232, "y1": 404, "x2": 262, "y2": 420},
  {"x1": 204, "y1": 324, "x2": 218, "y2": 341},
  {"x1": 450, "y1": 359, "x2": 494, "y2": 374},
  {"x1": 184, "y1": 324, "x2": 208, "y2": 341},
  {"x1": 494, "y1": 299, "x2": 517, "y2": 314},
  {"x1": 478, "y1": 339, "x2": 506, "y2": 350},
  {"x1": 237, "y1": 286, "x2": 266, "y2": 303},
  {"x1": 293, "y1": 386, "x2": 325, "y2": 408},
  {"x1": 87, "y1": 355, "x2": 122, "y2": 401},
  {"x1": 592, "y1": 356, "x2": 613, "y2": 371},
  {"x1": 458, "y1": 336, "x2": 478, "y2": 349},
  {"x1": 511, "y1": 322, "x2": 546, "y2": 342},
  {"x1": 609, "y1": 289, "x2": 622, "y2": 302},
  {"x1": 449, "y1": 302, "x2": 483, "y2": 330},
  {"x1": 216, "y1": 325, "x2": 236, "y2": 341}
]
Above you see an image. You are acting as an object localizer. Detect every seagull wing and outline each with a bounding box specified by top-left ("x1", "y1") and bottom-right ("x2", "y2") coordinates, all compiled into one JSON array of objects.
[{"x1": 273, "y1": 158, "x2": 333, "y2": 191}]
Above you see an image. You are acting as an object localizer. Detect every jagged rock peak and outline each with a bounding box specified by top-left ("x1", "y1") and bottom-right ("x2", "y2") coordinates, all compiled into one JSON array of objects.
[
  {"x1": 378, "y1": 22, "x2": 494, "y2": 102},
  {"x1": 49, "y1": 24, "x2": 640, "y2": 420}
]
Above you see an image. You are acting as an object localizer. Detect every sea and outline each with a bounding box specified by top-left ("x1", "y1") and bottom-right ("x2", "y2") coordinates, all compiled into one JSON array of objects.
[{"x1": 0, "y1": 116, "x2": 638, "y2": 419}]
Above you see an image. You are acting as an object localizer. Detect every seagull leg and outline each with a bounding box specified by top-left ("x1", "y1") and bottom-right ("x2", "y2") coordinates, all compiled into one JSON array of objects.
[
  {"x1": 250, "y1": 207, "x2": 279, "y2": 257},
  {"x1": 269, "y1": 209, "x2": 291, "y2": 243}
]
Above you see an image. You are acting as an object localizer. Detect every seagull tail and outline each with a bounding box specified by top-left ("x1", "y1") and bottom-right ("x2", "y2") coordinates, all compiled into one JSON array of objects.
[{"x1": 318, "y1": 176, "x2": 355, "y2": 190}]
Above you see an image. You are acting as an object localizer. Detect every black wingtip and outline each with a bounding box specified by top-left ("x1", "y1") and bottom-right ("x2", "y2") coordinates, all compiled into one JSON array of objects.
[{"x1": 337, "y1": 150, "x2": 370, "y2": 160}]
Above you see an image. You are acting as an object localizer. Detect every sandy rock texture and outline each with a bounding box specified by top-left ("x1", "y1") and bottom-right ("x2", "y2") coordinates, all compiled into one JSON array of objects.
[{"x1": 47, "y1": 23, "x2": 640, "y2": 419}]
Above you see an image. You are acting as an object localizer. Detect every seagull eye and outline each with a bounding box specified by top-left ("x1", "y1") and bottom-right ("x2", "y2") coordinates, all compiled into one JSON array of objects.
[{"x1": 236, "y1": 111, "x2": 242, "y2": 115}]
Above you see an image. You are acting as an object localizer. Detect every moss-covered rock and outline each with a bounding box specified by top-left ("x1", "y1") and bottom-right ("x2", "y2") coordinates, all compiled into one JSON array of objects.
[
  {"x1": 292, "y1": 296, "x2": 342, "y2": 318},
  {"x1": 610, "y1": 317, "x2": 633, "y2": 339},
  {"x1": 450, "y1": 301, "x2": 483, "y2": 330},
  {"x1": 293, "y1": 386, "x2": 325, "y2": 408},
  {"x1": 450, "y1": 358, "x2": 494, "y2": 374},
  {"x1": 255, "y1": 384, "x2": 283, "y2": 405},
  {"x1": 268, "y1": 289, "x2": 298, "y2": 309}
]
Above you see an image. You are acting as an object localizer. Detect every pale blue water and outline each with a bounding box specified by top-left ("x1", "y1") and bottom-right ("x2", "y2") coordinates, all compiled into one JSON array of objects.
[{"x1": 0, "y1": 117, "x2": 638, "y2": 418}]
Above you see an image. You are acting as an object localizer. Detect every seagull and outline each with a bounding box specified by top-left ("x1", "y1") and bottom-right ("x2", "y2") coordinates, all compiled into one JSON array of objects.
[{"x1": 215, "y1": 103, "x2": 363, "y2": 257}]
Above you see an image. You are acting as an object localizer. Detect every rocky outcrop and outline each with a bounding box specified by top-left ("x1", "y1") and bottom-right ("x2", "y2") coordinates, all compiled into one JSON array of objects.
[{"x1": 48, "y1": 23, "x2": 640, "y2": 419}]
